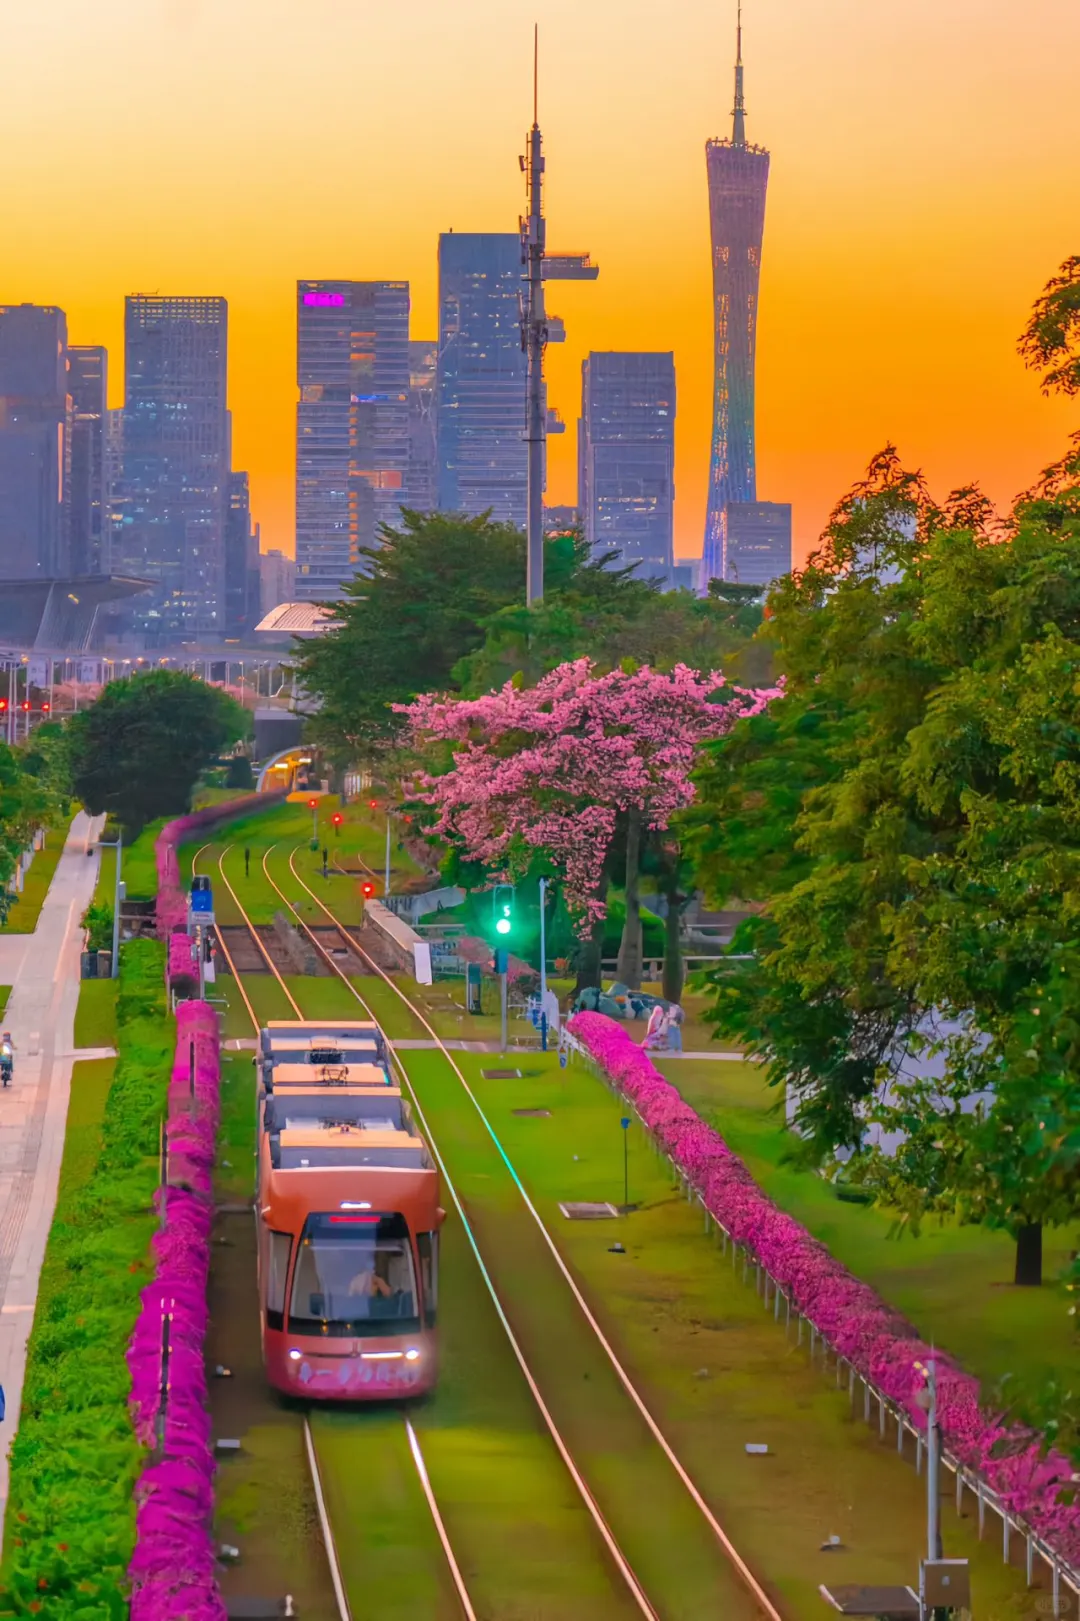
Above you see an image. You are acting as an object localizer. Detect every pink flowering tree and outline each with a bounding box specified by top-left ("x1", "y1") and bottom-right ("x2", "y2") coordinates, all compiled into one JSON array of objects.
[{"x1": 400, "y1": 659, "x2": 779, "y2": 991}]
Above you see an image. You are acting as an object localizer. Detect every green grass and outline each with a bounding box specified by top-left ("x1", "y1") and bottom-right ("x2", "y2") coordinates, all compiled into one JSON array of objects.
[
  {"x1": 1, "y1": 821, "x2": 72, "y2": 934},
  {"x1": 120, "y1": 817, "x2": 168, "y2": 901},
  {"x1": 74, "y1": 977, "x2": 118, "y2": 1050},
  {"x1": 663, "y1": 1056, "x2": 1079, "y2": 1409},
  {"x1": 0, "y1": 987, "x2": 8, "y2": 1020},
  {"x1": 0, "y1": 940, "x2": 171, "y2": 1615},
  {"x1": 397, "y1": 1048, "x2": 1035, "y2": 1621}
]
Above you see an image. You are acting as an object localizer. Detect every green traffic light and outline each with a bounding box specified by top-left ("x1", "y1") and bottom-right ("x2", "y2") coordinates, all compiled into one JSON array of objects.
[{"x1": 495, "y1": 917, "x2": 511, "y2": 935}]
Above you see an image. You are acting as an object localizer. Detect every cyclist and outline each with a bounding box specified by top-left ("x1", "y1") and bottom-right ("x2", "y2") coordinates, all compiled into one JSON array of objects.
[{"x1": 0, "y1": 1032, "x2": 14, "y2": 1087}]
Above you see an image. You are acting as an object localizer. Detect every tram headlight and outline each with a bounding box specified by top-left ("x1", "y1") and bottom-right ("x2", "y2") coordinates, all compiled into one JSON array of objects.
[
  {"x1": 288, "y1": 1349, "x2": 302, "y2": 1361},
  {"x1": 405, "y1": 1348, "x2": 421, "y2": 1362}
]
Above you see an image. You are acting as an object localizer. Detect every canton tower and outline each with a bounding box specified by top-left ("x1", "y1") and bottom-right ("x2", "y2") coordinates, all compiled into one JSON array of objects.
[{"x1": 702, "y1": 7, "x2": 770, "y2": 580}]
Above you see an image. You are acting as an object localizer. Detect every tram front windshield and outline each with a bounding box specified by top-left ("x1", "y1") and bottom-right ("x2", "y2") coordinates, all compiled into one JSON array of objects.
[{"x1": 289, "y1": 1212, "x2": 419, "y2": 1335}]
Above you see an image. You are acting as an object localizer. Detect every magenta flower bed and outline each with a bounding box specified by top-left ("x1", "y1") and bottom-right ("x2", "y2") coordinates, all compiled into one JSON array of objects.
[
  {"x1": 127, "y1": 1000, "x2": 226, "y2": 1621},
  {"x1": 154, "y1": 791, "x2": 284, "y2": 940},
  {"x1": 569, "y1": 1011, "x2": 1080, "y2": 1564},
  {"x1": 167, "y1": 933, "x2": 198, "y2": 997}
]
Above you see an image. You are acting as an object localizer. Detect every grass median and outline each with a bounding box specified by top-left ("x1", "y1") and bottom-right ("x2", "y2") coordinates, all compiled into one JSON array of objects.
[
  {"x1": 1, "y1": 821, "x2": 73, "y2": 935},
  {"x1": 0, "y1": 940, "x2": 171, "y2": 1616}
]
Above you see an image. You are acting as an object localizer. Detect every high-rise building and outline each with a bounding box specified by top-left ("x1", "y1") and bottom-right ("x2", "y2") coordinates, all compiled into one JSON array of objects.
[
  {"x1": 295, "y1": 280, "x2": 410, "y2": 601},
  {"x1": 122, "y1": 295, "x2": 229, "y2": 640},
  {"x1": 702, "y1": 14, "x2": 770, "y2": 583},
  {"x1": 68, "y1": 345, "x2": 107, "y2": 575},
  {"x1": 405, "y1": 340, "x2": 437, "y2": 512},
  {"x1": 544, "y1": 504, "x2": 580, "y2": 534},
  {"x1": 105, "y1": 407, "x2": 127, "y2": 573},
  {"x1": 722, "y1": 500, "x2": 791, "y2": 587},
  {"x1": 0, "y1": 305, "x2": 70, "y2": 580},
  {"x1": 579, "y1": 352, "x2": 675, "y2": 581},
  {"x1": 259, "y1": 548, "x2": 296, "y2": 618},
  {"x1": 437, "y1": 233, "x2": 527, "y2": 525},
  {"x1": 225, "y1": 470, "x2": 261, "y2": 637}
]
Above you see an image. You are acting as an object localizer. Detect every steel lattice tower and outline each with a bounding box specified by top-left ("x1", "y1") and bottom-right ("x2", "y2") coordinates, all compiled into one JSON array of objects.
[{"x1": 702, "y1": 8, "x2": 770, "y2": 582}]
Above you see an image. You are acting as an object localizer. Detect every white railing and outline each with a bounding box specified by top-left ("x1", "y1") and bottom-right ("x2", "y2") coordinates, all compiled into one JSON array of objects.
[{"x1": 560, "y1": 1028, "x2": 1080, "y2": 1616}]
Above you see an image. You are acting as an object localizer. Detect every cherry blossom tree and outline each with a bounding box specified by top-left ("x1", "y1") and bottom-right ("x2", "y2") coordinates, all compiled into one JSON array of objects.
[{"x1": 399, "y1": 659, "x2": 779, "y2": 989}]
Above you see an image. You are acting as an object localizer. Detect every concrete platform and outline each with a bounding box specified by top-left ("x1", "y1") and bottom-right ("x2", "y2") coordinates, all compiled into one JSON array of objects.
[{"x1": 0, "y1": 811, "x2": 104, "y2": 1543}]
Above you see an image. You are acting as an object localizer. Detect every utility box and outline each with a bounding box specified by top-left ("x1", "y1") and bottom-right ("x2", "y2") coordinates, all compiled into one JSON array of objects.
[
  {"x1": 921, "y1": 1560, "x2": 970, "y2": 1611},
  {"x1": 466, "y1": 962, "x2": 482, "y2": 1015}
]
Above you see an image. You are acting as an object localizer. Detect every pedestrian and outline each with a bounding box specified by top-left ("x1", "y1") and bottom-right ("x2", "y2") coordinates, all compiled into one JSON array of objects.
[
  {"x1": 244, "y1": 846, "x2": 251, "y2": 878},
  {"x1": 665, "y1": 1002, "x2": 685, "y2": 1053},
  {"x1": 642, "y1": 1003, "x2": 665, "y2": 1049}
]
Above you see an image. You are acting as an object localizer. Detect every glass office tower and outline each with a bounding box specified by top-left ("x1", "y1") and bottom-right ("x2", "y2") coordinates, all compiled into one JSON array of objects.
[
  {"x1": 0, "y1": 305, "x2": 70, "y2": 580},
  {"x1": 295, "y1": 280, "x2": 410, "y2": 601},
  {"x1": 579, "y1": 351, "x2": 675, "y2": 581}
]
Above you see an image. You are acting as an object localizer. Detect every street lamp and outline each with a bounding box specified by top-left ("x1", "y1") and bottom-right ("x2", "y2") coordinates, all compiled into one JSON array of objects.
[{"x1": 98, "y1": 829, "x2": 124, "y2": 979}]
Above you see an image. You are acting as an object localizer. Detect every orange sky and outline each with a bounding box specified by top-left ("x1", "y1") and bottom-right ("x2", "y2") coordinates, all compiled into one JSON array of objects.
[{"x1": 4, "y1": 0, "x2": 1078, "y2": 565}]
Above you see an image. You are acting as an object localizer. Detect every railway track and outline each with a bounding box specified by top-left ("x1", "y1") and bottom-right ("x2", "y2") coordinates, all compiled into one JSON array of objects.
[{"x1": 205, "y1": 837, "x2": 783, "y2": 1621}]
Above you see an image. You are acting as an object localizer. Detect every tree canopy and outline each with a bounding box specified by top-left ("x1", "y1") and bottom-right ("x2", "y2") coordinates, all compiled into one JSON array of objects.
[
  {"x1": 0, "y1": 744, "x2": 61, "y2": 922},
  {"x1": 688, "y1": 433, "x2": 1080, "y2": 1285},
  {"x1": 65, "y1": 670, "x2": 248, "y2": 837}
]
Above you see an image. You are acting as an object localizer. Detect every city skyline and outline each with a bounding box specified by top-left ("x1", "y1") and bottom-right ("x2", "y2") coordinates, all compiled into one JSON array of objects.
[{"x1": 0, "y1": 0, "x2": 1076, "y2": 569}]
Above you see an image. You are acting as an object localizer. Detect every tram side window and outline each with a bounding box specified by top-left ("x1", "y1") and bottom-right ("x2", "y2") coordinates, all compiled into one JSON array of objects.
[
  {"x1": 266, "y1": 1231, "x2": 292, "y2": 1330},
  {"x1": 417, "y1": 1231, "x2": 438, "y2": 1327}
]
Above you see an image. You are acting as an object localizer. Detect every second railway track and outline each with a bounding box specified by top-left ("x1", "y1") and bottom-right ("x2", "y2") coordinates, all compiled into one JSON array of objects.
[{"x1": 201, "y1": 837, "x2": 782, "y2": 1621}]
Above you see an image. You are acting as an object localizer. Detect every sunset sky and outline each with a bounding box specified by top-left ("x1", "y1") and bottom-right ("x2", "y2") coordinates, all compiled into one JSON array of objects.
[{"x1": 5, "y1": 0, "x2": 1079, "y2": 565}]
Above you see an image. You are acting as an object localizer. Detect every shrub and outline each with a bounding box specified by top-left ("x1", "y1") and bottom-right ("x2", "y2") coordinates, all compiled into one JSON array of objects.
[
  {"x1": 0, "y1": 941, "x2": 171, "y2": 1616},
  {"x1": 569, "y1": 1011, "x2": 1080, "y2": 1565},
  {"x1": 80, "y1": 900, "x2": 114, "y2": 953}
]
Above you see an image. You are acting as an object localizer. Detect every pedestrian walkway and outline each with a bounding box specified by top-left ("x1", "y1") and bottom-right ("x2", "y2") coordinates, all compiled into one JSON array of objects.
[{"x1": 0, "y1": 811, "x2": 104, "y2": 1537}]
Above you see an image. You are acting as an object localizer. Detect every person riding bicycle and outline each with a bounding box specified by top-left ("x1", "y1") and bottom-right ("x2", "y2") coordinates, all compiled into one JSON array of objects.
[{"x1": 0, "y1": 1032, "x2": 14, "y2": 1087}]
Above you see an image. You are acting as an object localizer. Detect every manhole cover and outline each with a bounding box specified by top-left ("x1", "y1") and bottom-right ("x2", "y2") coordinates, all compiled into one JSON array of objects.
[
  {"x1": 482, "y1": 1068, "x2": 522, "y2": 1079},
  {"x1": 513, "y1": 1108, "x2": 552, "y2": 1117},
  {"x1": 559, "y1": 1201, "x2": 620, "y2": 1220}
]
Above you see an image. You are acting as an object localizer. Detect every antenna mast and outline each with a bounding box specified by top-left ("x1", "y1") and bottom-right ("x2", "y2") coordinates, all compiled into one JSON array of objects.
[
  {"x1": 520, "y1": 26, "x2": 599, "y2": 605},
  {"x1": 523, "y1": 25, "x2": 546, "y2": 605}
]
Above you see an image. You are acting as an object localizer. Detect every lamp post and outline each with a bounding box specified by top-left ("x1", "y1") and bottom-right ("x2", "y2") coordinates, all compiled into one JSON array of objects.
[
  {"x1": 620, "y1": 1117, "x2": 631, "y2": 1210},
  {"x1": 538, "y1": 877, "x2": 547, "y2": 1000},
  {"x1": 384, "y1": 813, "x2": 392, "y2": 899},
  {"x1": 99, "y1": 830, "x2": 123, "y2": 979}
]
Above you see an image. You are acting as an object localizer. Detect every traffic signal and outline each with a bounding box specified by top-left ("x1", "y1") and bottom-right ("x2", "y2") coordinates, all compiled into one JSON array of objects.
[
  {"x1": 493, "y1": 947, "x2": 509, "y2": 976},
  {"x1": 361, "y1": 880, "x2": 376, "y2": 899},
  {"x1": 369, "y1": 798, "x2": 378, "y2": 810},
  {"x1": 0, "y1": 698, "x2": 7, "y2": 713},
  {"x1": 41, "y1": 702, "x2": 50, "y2": 714},
  {"x1": 20, "y1": 701, "x2": 30, "y2": 712},
  {"x1": 331, "y1": 812, "x2": 343, "y2": 834},
  {"x1": 308, "y1": 797, "x2": 318, "y2": 809},
  {"x1": 493, "y1": 883, "x2": 514, "y2": 937}
]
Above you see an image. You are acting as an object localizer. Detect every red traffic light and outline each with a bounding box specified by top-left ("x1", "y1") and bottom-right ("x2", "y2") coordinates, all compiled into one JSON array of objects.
[
  {"x1": 361, "y1": 881, "x2": 376, "y2": 899},
  {"x1": 41, "y1": 702, "x2": 50, "y2": 714},
  {"x1": 0, "y1": 699, "x2": 7, "y2": 713},
  {"x1": 331, "y1": 812, "x2": 343, "y2": 826},
  {"x1": 308, "y1": 797, "x2": 318, "y2": 809},
  {"x1": 20, "y1": 701, "x2": 30, "y2": 712},
  {"x1": 368, "y1": 799, "x2": 378, "y2": 809}
]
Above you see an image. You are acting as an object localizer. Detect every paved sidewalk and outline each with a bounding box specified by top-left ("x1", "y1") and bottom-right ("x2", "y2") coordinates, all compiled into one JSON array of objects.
[{"x1": 0, "y1": 811, "x2": 104, "y2": 1536}]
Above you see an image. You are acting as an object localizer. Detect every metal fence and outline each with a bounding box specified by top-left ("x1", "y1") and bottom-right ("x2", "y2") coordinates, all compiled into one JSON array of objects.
[{"x1": 561, "y1": 1028, "x2": 1080, "y2": 1617}]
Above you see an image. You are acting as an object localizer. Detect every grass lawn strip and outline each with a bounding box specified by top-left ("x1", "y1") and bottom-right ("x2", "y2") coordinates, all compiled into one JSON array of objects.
[
  {"x1": 279, "y1": 972, "x2": 637, "y2": 1621},
  {"x1": 74, "y1": 978, "x2": 118, "y2": 1050},
  {"x1": 0, "y1": 940, "x2": 170, "y2": 1616},
  {"x1": 0, "y1": 987, "x2": 8, "y2": 1021},
  {"x1": 663, "y1": 1057, "x2": 1078, "y2": 1412},
  {"x1": 448, "y1": 1052, "x2": 1035, "y2": 1621},
  {"x1": 1, "y1": 820, "x2": 74, "y2": 935}
]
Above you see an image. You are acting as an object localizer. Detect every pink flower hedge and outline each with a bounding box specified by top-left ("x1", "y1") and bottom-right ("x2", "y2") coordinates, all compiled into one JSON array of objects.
[
  {"x1": 167, "y1": 933, "x2": 198, "y2": 997},
  {"x1": 569, "y1": 1011, "x2": 1080, "y2": 1564},
  {"x1": 127, "y1": 1000, "x2": 226, "y2": 1621},
  {"x1": 155, "y1": 790, "x2": 285, "y2": 939}
]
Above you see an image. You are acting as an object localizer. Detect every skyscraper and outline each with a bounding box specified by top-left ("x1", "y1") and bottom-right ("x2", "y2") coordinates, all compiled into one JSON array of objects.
[
  {"x1": 295, "y1": 280, "x2": 410, "y2": 601},
  {"x1": 436, "y1": 234, "x2": 527, "y2": 525},
  {"x1": 405, "y1": 340, "x2": 437, "y2": 512},
  {"x1": 225, "y1": 469, "x2": 260, "y2": 637},
  {"x1": 722, "y1": 500, "x2": 792, "y2": 587},
  {"x1": 0, "y1": 305, "x2": 70, "y2": 580},
  {"x1": 702, "y1": 9, "x2": 770, "y2": 583},
  {"x1": 68, "y1": 345, "x2": 108, "y2": 575},
  {"x1": 122, "y1": 296, "x2": 229, "y2": 640},
  {"x1": 579, "y1": 352, "x2": 675, "y2": 581}
]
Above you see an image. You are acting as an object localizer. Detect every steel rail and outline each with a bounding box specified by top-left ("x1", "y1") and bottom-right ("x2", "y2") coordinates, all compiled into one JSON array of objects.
[
  {"x1": 256, "y1": 841, "x2": 660, "y2": 1620},
  {"x1": 280, "y1": 842, "x2": 783, "y2": 1621}
]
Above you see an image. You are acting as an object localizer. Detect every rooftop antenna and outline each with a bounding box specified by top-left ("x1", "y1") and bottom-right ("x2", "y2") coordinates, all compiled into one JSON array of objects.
[{"x1": 732, "y1": 0, "x2": 747, "y2": 147}]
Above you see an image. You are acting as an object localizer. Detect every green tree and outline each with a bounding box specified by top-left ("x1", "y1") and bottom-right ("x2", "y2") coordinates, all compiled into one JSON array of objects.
[
  {"x1": 690, "y1": 432, "x2": 1080, "y2": 1286},
  {"x1": 65, "y1": 670, "x2": 247, "y2": 837},
  {"x1": 0, "y1": 744, "x2": 59, "y2": 923}
]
